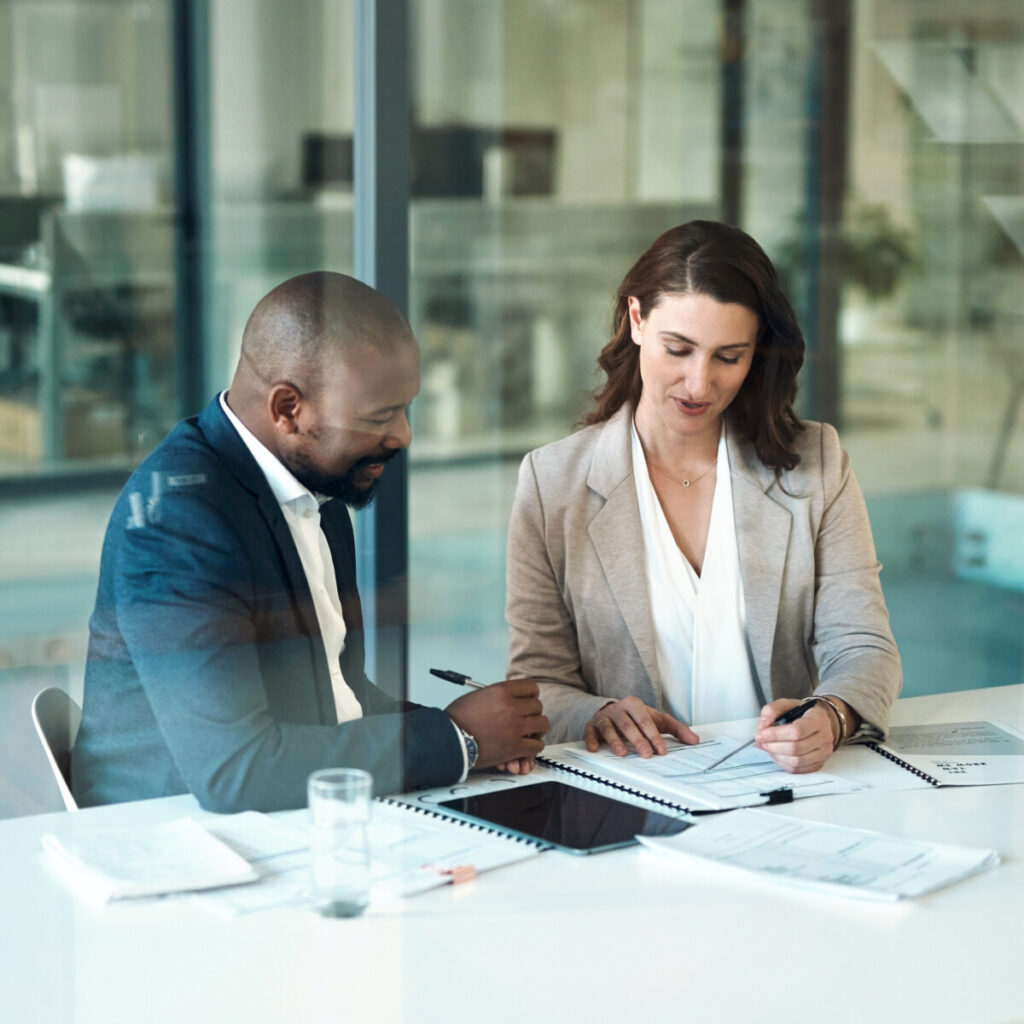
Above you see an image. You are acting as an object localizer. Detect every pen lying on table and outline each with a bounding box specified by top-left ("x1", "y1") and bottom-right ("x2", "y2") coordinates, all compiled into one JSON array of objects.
[
  {"x1": 429, "y1": 667, "x2": 486, "y2": 689},
  {"x1": 702, "y1": 701, "x2": 818, "y2": 772}
]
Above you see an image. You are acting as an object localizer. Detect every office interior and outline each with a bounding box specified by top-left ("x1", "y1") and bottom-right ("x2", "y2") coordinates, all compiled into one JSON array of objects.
[{"x1": 1, "y1": 0, "x2": 1022, "y2": 819}]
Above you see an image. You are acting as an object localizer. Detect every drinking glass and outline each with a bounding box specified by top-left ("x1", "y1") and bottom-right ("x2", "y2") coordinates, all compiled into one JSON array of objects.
[{"x1": 308, "y1": 768, "x2": 372, "y2": 917}]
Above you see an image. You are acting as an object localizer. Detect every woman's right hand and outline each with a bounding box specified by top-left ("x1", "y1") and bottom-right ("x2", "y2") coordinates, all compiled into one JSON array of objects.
[{"x1": 583, "y1": 696, "x2": 699, "y2": 758}]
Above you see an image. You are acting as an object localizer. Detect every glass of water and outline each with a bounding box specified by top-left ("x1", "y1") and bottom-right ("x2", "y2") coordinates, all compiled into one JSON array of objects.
[{"x1": 308, "y1": 768, "x2": 372, "y2": 918}]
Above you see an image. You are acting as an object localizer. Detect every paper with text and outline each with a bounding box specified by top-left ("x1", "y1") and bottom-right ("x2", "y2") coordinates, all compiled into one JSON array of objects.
[
  {"x1": 41, "y1": 818, "x2": 258, "y2": 904},
  {"x1": 192, "y1": 803, "x2": 539, "y2": 918},
  {"x1": 876, "y1": 721, "x2": 1024, "y2": 786},
  {"x1": 565, "y1": 736, "x2": 864, "y2": 809},
  {"x1": 639, "y1": 808, "x2": 999, "y2": 900}
]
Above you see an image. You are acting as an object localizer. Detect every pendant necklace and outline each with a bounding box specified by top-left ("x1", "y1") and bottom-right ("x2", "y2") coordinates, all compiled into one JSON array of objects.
[{"x1": 650, "y1": 457, "x2": 717, "y2": 488}]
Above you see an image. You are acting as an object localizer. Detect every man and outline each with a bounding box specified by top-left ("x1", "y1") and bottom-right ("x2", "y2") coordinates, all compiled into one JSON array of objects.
[{"x1": 72, "y1": 272, "x2": 547, "y2": 812}]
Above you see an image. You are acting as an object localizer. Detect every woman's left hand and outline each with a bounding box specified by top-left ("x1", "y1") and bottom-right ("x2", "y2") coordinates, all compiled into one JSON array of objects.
[{"x1": 754, "y1": 698, "x2": 839, "y2": 773}]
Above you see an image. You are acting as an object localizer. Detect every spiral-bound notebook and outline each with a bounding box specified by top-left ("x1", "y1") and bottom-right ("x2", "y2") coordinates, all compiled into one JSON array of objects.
[
  {"x1": 191, "y1": 801, "x2": 541, "y2": 918},
  {"x1": 538, "y1": 735, "x2": 866, "y2": 812},
  {"x1": 863, "y1": 721, "x2": 1024, "y2": 787},
  {"x1": 537, "y1": 721, "x2": 1024, "y2": 811}
]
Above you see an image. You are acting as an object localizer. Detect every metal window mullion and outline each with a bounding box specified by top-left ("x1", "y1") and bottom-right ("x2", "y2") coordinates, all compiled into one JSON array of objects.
[{"x1": 353, "y1": 0, "x2": 411, "y2": 699}]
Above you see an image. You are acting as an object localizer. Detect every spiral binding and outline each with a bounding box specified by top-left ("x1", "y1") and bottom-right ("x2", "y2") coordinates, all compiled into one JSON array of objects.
[
  {"x1": 537, "y1": 754, "x2": 693, "y2": 814},
  {"x1": 375, "y1": 796, "x2": 548, "y2": 848},
  {"x1": 866, "y1": 743, "x2": 942, "y2": 787}
]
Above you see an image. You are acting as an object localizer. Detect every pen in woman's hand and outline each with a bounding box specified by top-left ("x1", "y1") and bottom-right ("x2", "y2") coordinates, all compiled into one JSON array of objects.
[
  {"x1": 429, "y1": 667, "x2": 486, "y2": 689},
  {"x1": 702, "y1": 700, "x2": 818, "y2": 772}
]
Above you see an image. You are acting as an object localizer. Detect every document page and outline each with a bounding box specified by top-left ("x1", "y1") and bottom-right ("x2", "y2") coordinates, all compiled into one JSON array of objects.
[
  {"x1": 41, "y1": 818, "x2": 258, "y2": 904},
  {"x1": 638, "y1": 809, "x2": 1000, "y2": 900},
  {"x1": 193, "y1": 803, "x2": 539, "y2": 918},
  {"x1": 877, "y1": 721, "x2": 1024, "y2": 786},
  {"x1": 565, "y1": 736, "x2": 865, "y2": 810}
]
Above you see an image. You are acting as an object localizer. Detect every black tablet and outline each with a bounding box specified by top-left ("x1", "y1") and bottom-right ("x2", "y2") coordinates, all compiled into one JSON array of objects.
[{"x1": 436, "y1": 779, "x2": 691, "y2": 855}]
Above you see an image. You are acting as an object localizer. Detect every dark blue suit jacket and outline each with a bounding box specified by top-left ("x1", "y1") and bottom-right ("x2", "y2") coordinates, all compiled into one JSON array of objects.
[{"x1": 72, "y1": 397, "x2": 463, "y2": 812}]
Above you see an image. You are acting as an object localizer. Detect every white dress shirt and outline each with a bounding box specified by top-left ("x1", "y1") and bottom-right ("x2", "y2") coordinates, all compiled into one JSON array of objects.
[
  {"x1": 219, "y1": 393, "x2": 363, "y2": 723},
  {"x1": 632, "y1": 420, "x2": 761, "y2": 725}
]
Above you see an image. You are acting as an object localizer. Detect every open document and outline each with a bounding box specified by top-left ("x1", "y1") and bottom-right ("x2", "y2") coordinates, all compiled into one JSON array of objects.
[
  {"x1": 638, "y1": 808, "x2": 999, "y2": 901},
  {"x1": 869, "y1": 721, "x2": 1024, "y2": 787},
  {"x1": 544, "y1": 736, "x2": 865, "y2": 811},
  {"x1": 192, "y1": 802, "x2": 540, "y2": 918}
]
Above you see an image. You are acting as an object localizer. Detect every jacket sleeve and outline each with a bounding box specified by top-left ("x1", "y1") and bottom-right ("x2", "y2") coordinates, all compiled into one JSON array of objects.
[
  {"x1": 112, "y1": 487, "x2": 462, "y2": 812},
  {"x1": 810, "y1": 424, "x2": 902, "y2": 738},
  {"x1": 505, "y1": 452, "x2": 614, "y2": 743}
]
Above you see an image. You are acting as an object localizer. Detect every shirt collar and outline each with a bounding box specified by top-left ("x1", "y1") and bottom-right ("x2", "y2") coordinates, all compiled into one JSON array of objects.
[{"x1": 218, "y1": 391, "x2": 318, "y2": 509}]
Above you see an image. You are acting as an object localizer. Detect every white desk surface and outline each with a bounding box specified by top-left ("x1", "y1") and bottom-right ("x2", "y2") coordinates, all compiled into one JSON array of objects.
[{"x1": 2, "y1": 685, "x2": 1022, "y2": 1024}]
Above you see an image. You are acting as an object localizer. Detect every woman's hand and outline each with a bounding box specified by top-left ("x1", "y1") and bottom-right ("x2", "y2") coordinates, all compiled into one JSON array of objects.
[
  {"x1": 495, "y1": 757, "x2": 536, "y2": 774},
  {"x1": 754, "y1": 698, "x2": 840, "y2": 773},
  {"x1": 583, "y1": 696, "x2": 699, "y2": 757}
]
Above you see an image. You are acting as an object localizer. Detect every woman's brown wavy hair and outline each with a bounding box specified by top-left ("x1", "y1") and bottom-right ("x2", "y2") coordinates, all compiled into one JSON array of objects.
[{"x1": 587, "y1": 220, "x2": 805, "y2": 474}]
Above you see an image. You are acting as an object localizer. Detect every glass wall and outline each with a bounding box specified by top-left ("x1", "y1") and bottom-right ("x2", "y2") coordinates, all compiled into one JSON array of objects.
[
  {"x1": 1, "y1": 0, "x2": 1021, "y2": 817},
  {"x1": 404, "y1": 0, "x2": 1024, "y2": 707},
  {"x1": 0, "y1": 0, "x2": 177, "y2": 475},
  {"x1": 0, "y1": 0, "x2": 357, "y2": 816}
]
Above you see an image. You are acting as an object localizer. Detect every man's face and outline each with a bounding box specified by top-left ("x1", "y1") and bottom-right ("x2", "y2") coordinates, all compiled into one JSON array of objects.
[{"x1": 281, "y1": 341, "x2": 420, "y2": 507}]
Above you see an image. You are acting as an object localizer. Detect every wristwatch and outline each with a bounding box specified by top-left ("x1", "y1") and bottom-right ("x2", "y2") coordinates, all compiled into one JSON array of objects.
[{"x1": 457, "y1": 725, "x2": 479, "y2": 772}]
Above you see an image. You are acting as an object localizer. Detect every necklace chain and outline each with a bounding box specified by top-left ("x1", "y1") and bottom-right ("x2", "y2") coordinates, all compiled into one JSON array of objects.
[{"x1": 649, "y1": 457, "x2": 717, "y2": 488}]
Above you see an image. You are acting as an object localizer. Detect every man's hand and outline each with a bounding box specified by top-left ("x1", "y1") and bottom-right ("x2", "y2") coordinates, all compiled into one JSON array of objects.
[
  {"x1": 446, "y1": 678, "x2": 549, "y2": 769},
  {"x1": 754, "y1": 698, "x2": 839, "y2": 773},
  {"x1": 583, "y1": 696, "x2": 699, "y2": 757}
]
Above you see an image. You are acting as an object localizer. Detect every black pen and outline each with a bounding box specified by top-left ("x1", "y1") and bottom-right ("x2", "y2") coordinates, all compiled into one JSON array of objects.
[
  {"x1": 702, "y1": 701, "x2": 818, "y2": 772},
  {"x1": 429, "y1": 667, "x2": 486, "y2": 690}
]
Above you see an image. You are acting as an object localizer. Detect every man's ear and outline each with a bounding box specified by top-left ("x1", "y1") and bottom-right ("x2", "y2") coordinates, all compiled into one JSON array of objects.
[{"x1": 268, "y1": 383, "x2": 303, "y2": 435}]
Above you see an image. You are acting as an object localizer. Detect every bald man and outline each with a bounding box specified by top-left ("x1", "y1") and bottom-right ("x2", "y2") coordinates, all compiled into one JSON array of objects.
[{"x1": 72, "y1": 272, "x2": 547, "y2": 812}]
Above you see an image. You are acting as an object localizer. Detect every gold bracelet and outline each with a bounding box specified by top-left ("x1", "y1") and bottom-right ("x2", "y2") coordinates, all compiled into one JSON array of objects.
[
  {"x1": 821, "y1": 695, "x2": 857, "y2": 742},
  {"x1": 815, "y1": 695, "x2": 849, "y2": 749}
]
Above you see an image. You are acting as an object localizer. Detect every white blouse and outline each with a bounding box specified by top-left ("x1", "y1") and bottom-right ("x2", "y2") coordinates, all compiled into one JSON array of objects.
[{"x1": 631, "y1": 420, "x2": 761, "y2": 725}]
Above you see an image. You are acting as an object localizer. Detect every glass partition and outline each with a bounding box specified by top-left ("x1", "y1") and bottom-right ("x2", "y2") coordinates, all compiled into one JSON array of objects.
[
  {"x1": 0, "y1": 0, "x2": 176, "y2": 476},
  {"x1": 0, "y1": 0, "x2": 357, "y2": 816},
  {"x1": 406, "y1": 0, "x2": 1024, "y2": 708},
  {"x1": 1, "y1": 0, "x2": 1021, "y2": 819}
]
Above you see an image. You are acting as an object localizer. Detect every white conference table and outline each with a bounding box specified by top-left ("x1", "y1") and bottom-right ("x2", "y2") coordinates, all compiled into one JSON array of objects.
[{"x1": 2, "y1": 685, "x2": 1023, "y2": 1024}]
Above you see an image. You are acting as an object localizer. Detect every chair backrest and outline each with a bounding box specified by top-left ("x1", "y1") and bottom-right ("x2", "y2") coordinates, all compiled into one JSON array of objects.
[{"x1": 31, "y1": 687, "x2": 82, "y2": 812}]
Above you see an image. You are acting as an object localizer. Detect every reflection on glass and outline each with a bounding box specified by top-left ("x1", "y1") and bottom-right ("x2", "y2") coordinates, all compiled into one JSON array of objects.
[{"x1": 405, "y1": 0, "x2": 1024, "y2": 712}]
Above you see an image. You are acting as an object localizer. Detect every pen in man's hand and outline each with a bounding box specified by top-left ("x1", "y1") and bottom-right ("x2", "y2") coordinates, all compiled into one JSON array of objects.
[
  {"x1": 429, "y1": 667, "x2": 486, "y2": 690},
  {"x1": 702, "y1": 700, "x2": 819, "y2": 772}
]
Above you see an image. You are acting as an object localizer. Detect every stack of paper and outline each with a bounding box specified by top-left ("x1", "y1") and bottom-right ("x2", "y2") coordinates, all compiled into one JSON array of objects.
[
  {"x1": 41, "y1": 818, "x2": 258, "y2": 905},
  {"x1": 638, "y1": 809, "x2": 999, "y2": 901}
]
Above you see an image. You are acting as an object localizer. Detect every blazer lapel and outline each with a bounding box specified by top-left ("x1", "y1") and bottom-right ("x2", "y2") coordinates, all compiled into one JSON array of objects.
[
  {"x1": 199, "y1": 396, "x2": 335, "y2": 719},
  {"x1": 727, "y1": 427, "x2": 791, "y2": 697},
  {"x1": 586, "y1": 408, "x2": 662, "y2": 707}
]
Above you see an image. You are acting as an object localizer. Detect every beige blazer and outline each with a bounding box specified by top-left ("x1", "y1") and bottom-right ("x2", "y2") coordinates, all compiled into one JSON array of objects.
[{"x1": 506, "y1": 404, "x2": 901, "y2": 744}]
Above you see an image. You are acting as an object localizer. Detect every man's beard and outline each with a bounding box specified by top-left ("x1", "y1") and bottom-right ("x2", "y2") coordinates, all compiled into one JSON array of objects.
[{"x1": 284, "y1": 449, "x2": 400, "y2": 509}]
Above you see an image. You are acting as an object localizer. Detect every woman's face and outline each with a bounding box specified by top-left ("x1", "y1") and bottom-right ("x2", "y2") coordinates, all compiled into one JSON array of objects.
[{"x1": 630, "y1": 291, "x2": 757, "y2": 442}]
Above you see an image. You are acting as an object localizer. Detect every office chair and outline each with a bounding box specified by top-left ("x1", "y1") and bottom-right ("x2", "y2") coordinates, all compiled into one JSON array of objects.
[{"x1": 31, "y1": 687, "x2": 82, "y2": 812}]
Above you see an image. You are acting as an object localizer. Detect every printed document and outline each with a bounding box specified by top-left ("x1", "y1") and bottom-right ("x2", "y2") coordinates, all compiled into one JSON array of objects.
[
  {"x1": 567, "y1": 735, "x2": 864, "y2": 809},
  {"x1": 876, "y1": 721, "x2": 1024, "y2": 786},
  {"x1": 639, "y1": 809, "x2": 999, "y2": 900}
]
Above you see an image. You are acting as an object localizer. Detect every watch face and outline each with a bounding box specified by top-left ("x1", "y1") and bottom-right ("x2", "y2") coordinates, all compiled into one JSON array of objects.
[{"x1": 460, "y1": 727, "x2": 479, "y2": 769}]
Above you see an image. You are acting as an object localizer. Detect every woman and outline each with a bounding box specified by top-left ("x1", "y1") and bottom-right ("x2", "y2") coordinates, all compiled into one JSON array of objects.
[{"x1": 506, "y1": 221, "x2": 900, "y2": 773}]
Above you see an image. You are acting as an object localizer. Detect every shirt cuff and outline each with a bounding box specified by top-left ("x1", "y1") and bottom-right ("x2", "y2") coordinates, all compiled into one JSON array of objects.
[{"x1": 450, "y1": 719, "x2": 470, "y2": 782}]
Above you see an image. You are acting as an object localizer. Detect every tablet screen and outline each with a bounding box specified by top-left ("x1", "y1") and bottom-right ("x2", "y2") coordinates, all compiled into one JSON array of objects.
[{"x1": 436, "y1": 780, "x2": 691, "y2": 854}]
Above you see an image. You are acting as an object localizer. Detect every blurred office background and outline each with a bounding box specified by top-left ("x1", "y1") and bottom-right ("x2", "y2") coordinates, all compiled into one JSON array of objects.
[{"x1": 1, "y1": 0, "x2": 1022, "y2": 816}]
